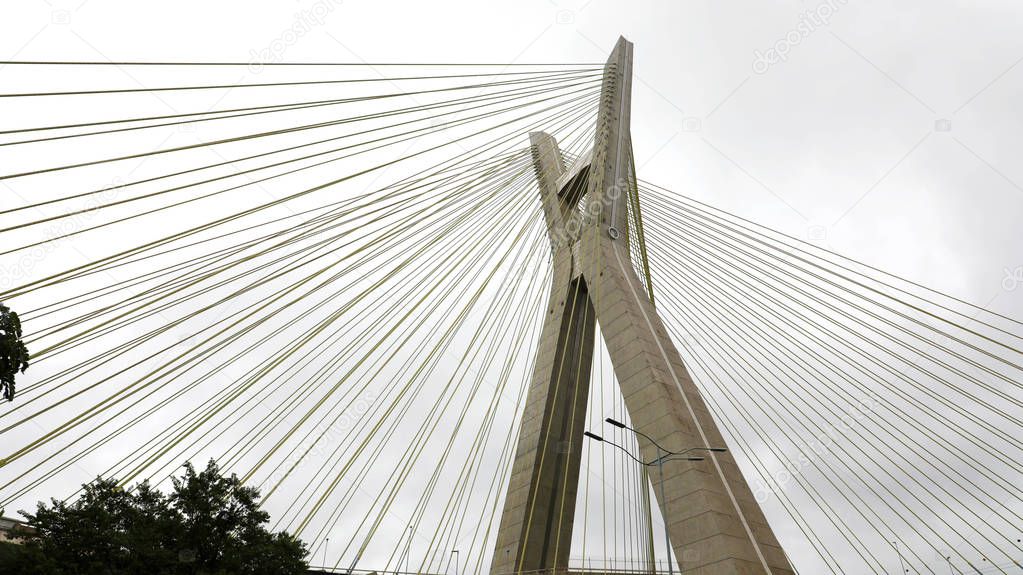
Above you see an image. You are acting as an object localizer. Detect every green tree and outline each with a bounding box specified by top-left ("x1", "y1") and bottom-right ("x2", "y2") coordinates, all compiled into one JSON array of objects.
[
  {"x1": 4, "y1": 460, "x2": 307, "y2": 574},
  {"x1": 169, "y1": 461, "x2": 307, "y2": 574},
  {"x1": 0, "y1": 302, "x2": 30, "y2": 402}
]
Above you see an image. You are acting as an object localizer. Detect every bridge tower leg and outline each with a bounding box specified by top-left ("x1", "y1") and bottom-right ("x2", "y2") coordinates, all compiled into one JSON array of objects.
[{"x1": 491, "y1": 37, "x2": 795, "y2": 575}]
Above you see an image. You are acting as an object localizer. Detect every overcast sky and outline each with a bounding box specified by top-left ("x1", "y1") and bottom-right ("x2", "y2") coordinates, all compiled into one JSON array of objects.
[
  {"x1": 4, "y1": 0, "x2": 1016, "y2": 316},
  {"x1": 1, "y1": 1, "x2": 1022, "y2": 574}
]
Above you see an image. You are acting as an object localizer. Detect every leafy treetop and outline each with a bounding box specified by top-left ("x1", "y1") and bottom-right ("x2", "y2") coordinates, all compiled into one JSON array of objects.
[
  {"x1": 4, "y1": 460, "x2": 308, "y2": 575},
  {"x1": 0, "y1": 302, "x2": 30, "y2": 402}
]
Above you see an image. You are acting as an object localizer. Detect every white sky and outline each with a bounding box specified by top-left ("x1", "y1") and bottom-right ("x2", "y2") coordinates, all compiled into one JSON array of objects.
[{"x1": 1, "y1": 1, "x2": 1022, "y2": 574}]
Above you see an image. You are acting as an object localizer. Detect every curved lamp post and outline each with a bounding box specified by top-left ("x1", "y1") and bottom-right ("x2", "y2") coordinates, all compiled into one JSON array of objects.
[{"x1": 586, "y1": 417, "x2": 727, "y2": 575}]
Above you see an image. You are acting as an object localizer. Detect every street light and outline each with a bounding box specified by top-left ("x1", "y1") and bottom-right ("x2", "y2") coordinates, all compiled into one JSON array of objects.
[
  {"x1": 451, "y1": 549, "x2": 459, "y2": 575},
  {"x1": 893, "y1": 540, "x2": 907, "y2": 574},
  {"x1": 605, "y1": 417, "x2": 727, "y2": 457},
  {"x1": 595, "y1": 417, "x2": 727, "y2": 575},
  {"x1": 405, "y1": 525, "x2": 413, "y2": 574},
  {"x1": 585, "y1": 431, "x2": 703, "y2": 575}
]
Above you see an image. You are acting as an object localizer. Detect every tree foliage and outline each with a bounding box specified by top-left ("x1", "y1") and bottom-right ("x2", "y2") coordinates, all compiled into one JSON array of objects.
[
  {"x1": 2, "y1": 460, "x2": 307, "y2": 574},
  {"x1": 0, "y1": 302, "x2": 30, "y2": 402}
]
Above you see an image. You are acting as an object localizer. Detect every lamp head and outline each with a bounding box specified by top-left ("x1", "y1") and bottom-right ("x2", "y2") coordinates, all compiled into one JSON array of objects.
[
  {"x1": 583, "y1": 431, "x2": 604, "y2": 442},
  {"x1": 604, "y1": 417, "x2": 626, "y2": 429}
]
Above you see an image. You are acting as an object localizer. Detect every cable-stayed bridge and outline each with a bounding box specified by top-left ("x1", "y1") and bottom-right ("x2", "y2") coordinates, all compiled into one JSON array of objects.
[{"x1": 0, "y1": 37, "x2": 1020, "y2": 574}]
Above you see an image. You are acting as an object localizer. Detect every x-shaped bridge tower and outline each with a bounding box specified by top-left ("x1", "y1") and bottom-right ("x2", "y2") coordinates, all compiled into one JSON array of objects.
[{"x1": 490, "y1": 37, "x2": 795, "y2": 575}]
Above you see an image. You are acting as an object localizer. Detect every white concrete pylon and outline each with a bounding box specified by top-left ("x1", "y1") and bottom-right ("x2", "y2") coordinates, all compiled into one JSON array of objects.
[{"x1": 492, "y1": 36, "x2": 794, "y2": 575}]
